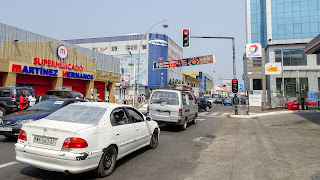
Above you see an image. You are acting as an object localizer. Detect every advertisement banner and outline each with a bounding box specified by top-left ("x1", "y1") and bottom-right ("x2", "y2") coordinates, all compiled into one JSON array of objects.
[
  {"x1": 249, "y1": 94, "x2": 262, "y2": 106},
  {"x1": 153, "y1": 54, "x2": 215, "y2": 69},
  {"x1": 120, "y1": 75, "x2": 130, "y2": 88},
  {"x1": 265, "y1": 63, "x2": 281, "y2": 75},
  {"x1": 246, "y1": 43, "x2": 262, "y2": 58}
]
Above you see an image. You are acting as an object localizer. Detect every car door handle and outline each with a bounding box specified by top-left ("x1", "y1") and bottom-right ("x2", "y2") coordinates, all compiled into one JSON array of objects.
[
  {"x1": 136, "y1": 128, "x2": 139, "y2": 131},
  {"x1": 116, "y1": 133, "x2": 120, "y2": 136}
]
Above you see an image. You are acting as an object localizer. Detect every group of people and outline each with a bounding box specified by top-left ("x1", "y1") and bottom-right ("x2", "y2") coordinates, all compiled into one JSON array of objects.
[
  {"x1": 76, "y1": 93, "x2": 103, "y2": 102},
  {"x1": 19, "y1": 91, "x2": 36, "y2": 110}
]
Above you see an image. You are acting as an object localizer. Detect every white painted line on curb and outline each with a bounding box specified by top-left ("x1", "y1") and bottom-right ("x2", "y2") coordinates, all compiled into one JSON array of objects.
[
  {"x1": 209, "y1": 112, "x2": 219, "y2": 116},
  {"x1": 196, "y1": 119, "x2": 206, "y2": 121},
  {"x1": 0, "y1": 161, "x2": 18, "y2": 169}
]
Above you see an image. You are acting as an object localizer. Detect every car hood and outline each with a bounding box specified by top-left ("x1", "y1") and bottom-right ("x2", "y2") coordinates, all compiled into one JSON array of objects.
[{"x1": 2, "y1": 110, "x2": 52, "y2": 121}]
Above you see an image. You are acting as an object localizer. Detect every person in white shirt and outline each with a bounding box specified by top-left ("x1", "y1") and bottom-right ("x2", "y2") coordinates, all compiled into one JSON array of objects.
[{"x1": 28, "y1": 91, "x2": 37, "y2": 107}]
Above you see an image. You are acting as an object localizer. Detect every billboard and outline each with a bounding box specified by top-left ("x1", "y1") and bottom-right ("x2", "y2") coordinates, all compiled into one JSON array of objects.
[
  {"x1": 246, "y1": 43, "x2": 262, "y2": 58},
  {"x1": 120, "y1": 75, "x2": 130, "y2": 88},
  {"x1": 265, "y1": 63, "x2": 281, "y2": 75},
  {"x1": 153, "y1": 54, "x2": 215, "y2": 69}
]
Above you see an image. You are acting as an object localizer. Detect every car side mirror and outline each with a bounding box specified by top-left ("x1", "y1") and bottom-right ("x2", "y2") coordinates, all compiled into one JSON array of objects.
[{"x1": 146, "y1": 116, "x2": 152, "y2": 121}]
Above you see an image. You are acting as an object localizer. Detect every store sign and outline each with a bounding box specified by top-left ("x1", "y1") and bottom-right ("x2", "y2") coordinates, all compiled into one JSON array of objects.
[
  {"x1": 249, "y1": 94, "x2": 262, "y2": 106},
  {"x1": 246, "y1": 43, "x2": 262, "y2": 58},
  {"x1": 56, "y1": 45, "x2": 68, "y2": 60},
  {"x1": 265, "y1": 63, "x2": 281, "y2": 75},
  {"x1": 120, "y1": 75, "x2": 130, "y2": 88},
  {"x1": 62, "y1": 71, "x2": 93, "y2": 80},
  {"x1": 149, "y1": 39, "x2": 168, "y2": 46},
  {"x1": 33, "y1": 57, "x2": 83, "y2": 71},
  {"x1": 12, "y1": 64, "x2": 58, "y2": 76}
]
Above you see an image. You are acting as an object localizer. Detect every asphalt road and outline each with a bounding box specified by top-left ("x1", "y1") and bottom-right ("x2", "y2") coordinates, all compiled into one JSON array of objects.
[{"x1": 0, "y1": 104, "x2": 232, "y2": 180}]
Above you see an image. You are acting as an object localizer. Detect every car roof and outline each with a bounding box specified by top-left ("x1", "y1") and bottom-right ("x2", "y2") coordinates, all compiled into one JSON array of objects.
[
  {"x1": 69, "y1": 102, "x2": 133, "y2": 109},
  {"x1": 0, "y1": 87, "x2": 33, "y2": 90}
]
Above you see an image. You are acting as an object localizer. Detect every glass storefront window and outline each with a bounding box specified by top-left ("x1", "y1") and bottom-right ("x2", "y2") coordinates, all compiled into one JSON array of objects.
[
  {"x1": 276, "y1": 78, "x2": 308, "y2": 97},
  {"x1": 274, "y1": 49, "x2": 307, "y2": 66}
]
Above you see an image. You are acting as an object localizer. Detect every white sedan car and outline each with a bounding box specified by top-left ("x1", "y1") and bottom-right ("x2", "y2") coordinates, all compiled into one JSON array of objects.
[{"x1": 15, "y1": 102, "x2": 159, "y2": 177}]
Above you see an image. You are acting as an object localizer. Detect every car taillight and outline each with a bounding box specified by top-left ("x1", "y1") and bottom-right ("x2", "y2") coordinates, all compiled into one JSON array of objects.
[
  {"x1": 18, "y1": 130, "x2": 27, "y2": 141},
  {"x1": 179, "y1": 109, "x2": 182, "y2": 117},
  {"x1": 11, "y1": 94, "x2": 17, "y2": 102},
  {"x1": 62, "y1": 138, "x2": 88, "y2": 149},
  {"x1": 147, "y1": 106, "x2": 149, "y2": 115},
  {"x1": 194, "y1": 101, "x2": 197, "y2": 104}
]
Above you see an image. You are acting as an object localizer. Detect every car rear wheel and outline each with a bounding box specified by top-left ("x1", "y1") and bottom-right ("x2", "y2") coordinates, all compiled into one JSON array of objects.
[
  {"x1": 205, "y1": 106, "x2": 209, "y2": 111},
  {"x1": 94, "y1": 146, "x2": 117, "y2": 177},
  {"x1": 193, "y1": 114, "x2": 197, "y2": 124},
  {"x1": 0, "y1": 107, "x2": 5, "y2": 118},
  {"x1": 181, "y1": 119, "x2": 187, "y2": 131},
  {"x1": 149, "y1": 129, "x2": 159, "y2": 149}
]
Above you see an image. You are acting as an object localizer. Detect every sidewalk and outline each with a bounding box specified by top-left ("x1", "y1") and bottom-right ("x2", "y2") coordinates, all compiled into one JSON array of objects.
[
  {"x1": 185, "y1": 113, "x2": 320, "y2": 180},
  {"x1": 230, "y1": 109, "x2": 320, "y2": 118}
]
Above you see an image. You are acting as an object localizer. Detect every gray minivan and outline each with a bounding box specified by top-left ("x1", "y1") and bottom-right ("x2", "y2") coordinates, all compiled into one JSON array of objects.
[{"x1": 148, "y1": 89, "x2": 198, "y2": 130}]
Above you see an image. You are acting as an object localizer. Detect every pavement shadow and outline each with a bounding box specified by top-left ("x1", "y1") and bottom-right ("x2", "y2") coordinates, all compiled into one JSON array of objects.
[
  {"x1": 0, "y1": 136, "x2": 18, "y2": 142},
  {"x1": 294, "y1": 112, "x2": 320, "y2": 126},
  {"x1": 158, "y1": 123, "x2": 189, "y2": 132}
]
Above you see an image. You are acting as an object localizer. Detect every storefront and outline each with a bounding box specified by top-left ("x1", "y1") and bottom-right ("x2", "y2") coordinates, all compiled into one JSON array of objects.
[{"x1": 0, "y1": 23, "x2": 120, "y2": 102}]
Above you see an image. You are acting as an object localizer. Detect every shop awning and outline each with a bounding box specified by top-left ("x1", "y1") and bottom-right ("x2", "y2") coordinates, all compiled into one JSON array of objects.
[{"x1": 305, "y1": 34, "x2": 320, "y2": 54}]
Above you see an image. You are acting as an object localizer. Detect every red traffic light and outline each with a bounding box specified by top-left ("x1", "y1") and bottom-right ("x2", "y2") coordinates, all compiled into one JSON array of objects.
[
  {"x1": 232, "y1": 79, "x2": 237, "y2": 84},
  {"x1": 183, "y1": 29, "x2": 189, "y2": 35}
]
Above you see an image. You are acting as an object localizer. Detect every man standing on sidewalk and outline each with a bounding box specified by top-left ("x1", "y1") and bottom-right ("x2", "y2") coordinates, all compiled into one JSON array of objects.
[{"x1": 19, "y1": 91, "x2": 28, "y2": 110}]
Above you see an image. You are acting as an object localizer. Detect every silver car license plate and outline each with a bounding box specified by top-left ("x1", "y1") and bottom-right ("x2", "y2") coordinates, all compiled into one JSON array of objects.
[
  {"x1": 0, "y1": 127, "x2": 12, "y2": 131},
  {"x1": 33, "y1": 136, "x2": 57, "y2": 146}
]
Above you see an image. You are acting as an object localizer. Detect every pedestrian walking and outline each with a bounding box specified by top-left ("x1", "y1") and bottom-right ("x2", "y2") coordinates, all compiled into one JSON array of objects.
[
  {"x1": 19, "y1": 91, "x2": 28, "y2": 110},
  {"x1": 28, "y1": 91, "x2": 36, "y2": 107},
  {"x1": 96, "y1": 94, "x2": 101, "y2": 102}
]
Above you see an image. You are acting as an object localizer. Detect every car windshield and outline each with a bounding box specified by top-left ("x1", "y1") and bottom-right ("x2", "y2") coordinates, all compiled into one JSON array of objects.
[
  {"x1": 45, "y1": 105, "x2": 107, "y2": 125},
  {"x1": 150, "y1": 91, "x2": 179, "y2": 105},
  {"x1": 28, "y1": 100, "x2": 66, "y2": 112},
  {"x1": 16, "y1": 89, "x2": 33, "y2": 97},
  {"x1": 69, "y1": 91, "x2": 80, "y2": 98},
  {"x1": 212, "y1": 94, "x2": 220, "y2": 98},
  {"x1": 197, "y1": 98, "x2": 206, "y2": 102}
]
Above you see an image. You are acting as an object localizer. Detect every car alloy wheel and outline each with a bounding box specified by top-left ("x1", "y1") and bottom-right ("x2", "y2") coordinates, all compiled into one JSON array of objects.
[{"x1": 181, "y1": 119, "x2": 187, "y2": 131}]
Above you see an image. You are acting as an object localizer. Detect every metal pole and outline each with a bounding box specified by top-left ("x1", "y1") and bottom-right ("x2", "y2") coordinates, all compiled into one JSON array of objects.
[
  {"x1": 136, "y1": 19, "x2": 168, "y2": 107},
  {"x1": 262, "y1": 48, "x2": 267, "y2": 110},
  {"x1": 281, "y1": 49, "x2": 285, "y2": 98}
]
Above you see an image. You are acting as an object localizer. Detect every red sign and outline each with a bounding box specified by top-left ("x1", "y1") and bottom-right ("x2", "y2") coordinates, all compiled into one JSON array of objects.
[{"x1": 33, "y1": 57, "x2": 83, "y2": 71}]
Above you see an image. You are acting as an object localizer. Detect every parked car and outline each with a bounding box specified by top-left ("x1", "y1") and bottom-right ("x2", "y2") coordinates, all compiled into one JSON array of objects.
[
  {"x1": 214, "y1": 97, "x2": 223, "y2": 104},
  {"x1": 211, "y1": 94, "x2": 221, "y2": 103},
  {"x1": 284, "y1": 98, "x2": 317, "y2": 107},
  {"x1": 138, "y1": 102, "x2": 148, "y2": 115},
  {"x1": 15, "y1": 102, "x2": 159, "y2": 177},
  {"x1": 196, "y1": 97, "x2": 211, "y2": 111},
  {"x1": 0, "y1": 87, "x2": 34, "y2": 117},
  {"x1": 148, "y1": 89, "x2": 198, "y2": 130},
  {"x1": 38, "y1": 90, "x2": 81, "y2": 102},
  {"x1": 223, "y1": 98, "x2": 233, "y2": 105},
  {"x1": 0, "y1": 98, "x2": 85, "y2": 138},
  {"x1": 207, "y1": 98, "x2": 214, "y2": 104}
]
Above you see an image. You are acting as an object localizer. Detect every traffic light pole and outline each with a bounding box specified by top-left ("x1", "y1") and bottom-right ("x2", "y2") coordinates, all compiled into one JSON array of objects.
[{"x1": 191, "y1": 36, "x2": 238, "y2": 114}]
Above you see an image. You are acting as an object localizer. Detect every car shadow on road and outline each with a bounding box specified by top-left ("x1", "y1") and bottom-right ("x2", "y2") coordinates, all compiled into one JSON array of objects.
[
  {"x1": 158, "y1": 124, "x2": 191, "y2": 132},
  {"x1": 0, "y1": 136, "x2": 17, "y2": 142}
]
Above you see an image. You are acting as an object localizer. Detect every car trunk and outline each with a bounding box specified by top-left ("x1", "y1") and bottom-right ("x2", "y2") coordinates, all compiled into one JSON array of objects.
[
  {"x1": 21, "y1": 119, "x2": 93, "y2": 151},
  {"x1": 149, "y1": 103, "x2": 180, "y2": 122}
]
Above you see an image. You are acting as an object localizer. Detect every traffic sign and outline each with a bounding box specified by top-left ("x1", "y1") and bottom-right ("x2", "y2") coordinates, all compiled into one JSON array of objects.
[{"x1": 239, "y1": 84, "x2": 243, "y2": 90}]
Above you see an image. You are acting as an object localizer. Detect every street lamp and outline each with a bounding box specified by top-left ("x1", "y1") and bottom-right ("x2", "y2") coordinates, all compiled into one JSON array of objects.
[
  {"x1": 135, "y1": 19, "x2": 168, "y2": 106},
  {"x1": 128, "y1": 51, "x2": 135, "y2": 106}
]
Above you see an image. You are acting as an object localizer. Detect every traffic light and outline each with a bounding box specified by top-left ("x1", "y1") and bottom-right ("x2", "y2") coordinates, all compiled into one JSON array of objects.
[
  {"x1": 182, "y1": 28, "x2": 190, "y2": 47},
  {"x1": 232, "y1": 79, "x2": 238, "y2": 93},
  {"x1": 199, "y1": 71, "x2": 202, "y2": 79}
]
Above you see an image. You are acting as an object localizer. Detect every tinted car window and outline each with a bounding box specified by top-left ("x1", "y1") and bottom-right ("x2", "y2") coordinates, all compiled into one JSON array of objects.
[
  {"x1": 110, "y1": 108, "x2": 132, "y2": 126},
  {"x1": 16, "y1": 89, "x2": 32, "y2": 97},
  {"x1": 69, "y1": 91, "x2": 80, "y2": 98},
  {"x1": 46, "y1": 105, "x2": 107, "y2": 125},
  {"x1": 127, "y1": 108, "x2": 144, "y2": 123},
  {"x1": 199, "y1": 98, "x2": 206, "y2": 102},
  {"x1": 0, "y1": 89, "x2": 10, "y2": 97},
  {"x1": 150, "y1": 91, "x2": 179, "y2": 105}
]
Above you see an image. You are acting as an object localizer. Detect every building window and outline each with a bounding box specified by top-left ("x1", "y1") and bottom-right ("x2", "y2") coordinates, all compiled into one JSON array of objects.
[
  {"x1": 253, "y1": 59, "x2": 262, "y2": 67},
  {"x1": 126, "y1": 45, "x2": 138, "y2": 51},
  {"x1": 276, "y1": 78, "x2": 308, "y2": 97},
  {"x1": 253, "y1": 79, "x2": 262, "y2": 90},
  {"x1": 275, "y1": 49, "x2": 307, "y2": 66},
  {"x1": 142, "y1": 45, "x2": 147, "y2": 50},
  {"x1": 318, "y1": 77, "x2": 320, "y2": 91},
  {"x1": 112, "y1": 46, "x2": 117, "y2": 51},
  {"x1": 317, "y1": 54, "x2": 320, "y2": 65}
]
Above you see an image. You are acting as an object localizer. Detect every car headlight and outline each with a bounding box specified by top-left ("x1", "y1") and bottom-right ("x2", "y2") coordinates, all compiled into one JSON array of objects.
[{"x1": 18, "y1": 119, "x2": 34, "y2": 125}]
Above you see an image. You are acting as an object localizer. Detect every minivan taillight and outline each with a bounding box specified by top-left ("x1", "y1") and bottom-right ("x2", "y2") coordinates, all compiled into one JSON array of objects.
[
  {"x1": 11, "y1": 94, "x2": 17, "y2": 102},
  {"x1": 18, "y1": 130, "x2": 27, "y2": 141},
  {"x1": 147, "y1": 106, "x2": 149, "y2": 115},
  {"x1": 62, "y1": 138, "x2": 88, "y2": 149},
  {"x1": 179, "y1": 109, "x2": 182, "y2": 117}
]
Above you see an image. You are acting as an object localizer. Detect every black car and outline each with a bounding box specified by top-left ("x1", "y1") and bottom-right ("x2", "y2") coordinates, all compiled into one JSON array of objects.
[
  {"x1": 196, "y1": 97, "x2": 211, "y2": 111},
  {"x1": 0, "y1": 98, "x2": 85, "y2": 138},
  {"x1": 38, "y1": 90, "x2": 81, "y2": 102},
  {"x1": 0, "y1": 87, "x2": 34, "y2": 117}
]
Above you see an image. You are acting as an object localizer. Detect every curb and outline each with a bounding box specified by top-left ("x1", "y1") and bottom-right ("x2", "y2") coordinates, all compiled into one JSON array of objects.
[{"x1": 230, "y1": 110, "x2": 320, "y2": 118}]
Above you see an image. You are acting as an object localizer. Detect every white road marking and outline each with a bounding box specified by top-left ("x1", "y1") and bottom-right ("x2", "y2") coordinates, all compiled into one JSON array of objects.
[
  {"x1": 221, "y1": 113, "x2": 229, "y2": 116},
  {"x1": 208, "y1": 112, "x2": 219, "y2": 116},
  {"x1": 196, "y1": 118, "x2": 206, "y2": 121},
  {"x1": 0, "y1": 161, "x2": 18, "y2": 169}
]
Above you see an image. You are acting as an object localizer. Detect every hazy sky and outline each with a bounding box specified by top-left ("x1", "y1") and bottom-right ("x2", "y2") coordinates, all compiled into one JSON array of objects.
[{"x1": 0, "y1": 0, "x2": 246, "y2": 85}]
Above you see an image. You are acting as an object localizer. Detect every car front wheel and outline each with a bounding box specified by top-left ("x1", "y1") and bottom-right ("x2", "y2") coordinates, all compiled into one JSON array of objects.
[
  {"x1": 205, "y1": 106, "x2": 209, "y2": 111},
  {"x1": 0, "y1": 107, "x2": 5, "y2": 118},
  {"x1": 149, "y1": 129, "x2": 159, "y2": 149},
  {"x1": 95, "y1": 146, "x2": 117, "y2": 177}
]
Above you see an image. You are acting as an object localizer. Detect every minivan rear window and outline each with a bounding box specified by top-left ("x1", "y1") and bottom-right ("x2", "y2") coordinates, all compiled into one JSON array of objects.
[{"x1": 150, "y1": 91, "x2": 179, "y2": 105}]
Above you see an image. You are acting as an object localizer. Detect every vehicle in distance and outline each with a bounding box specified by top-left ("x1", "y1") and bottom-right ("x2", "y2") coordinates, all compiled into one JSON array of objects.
[
  {"x1": 223, "y1": 98, "x2": 233, "y2": 105},
  {"x1": 148, "y1": 89, "x2": 198, "y2": 130},
  {"x1": 39, "y1": 90, "x2": 81, "y2": 102},
  {"x1": 211, "y1": 94, "x2": 221, "y2": 102},
  {"x1": 0, "y1": 87, "x2": 33, "y2": 117},
  {"x1": 207, "y1": 98, "x2": 214, "y2": 104},
  {"x1": 284, "y1": 98, "x2": 317, "y2": 107},
  {"x1": 0, "y1": 99, "x2": 85, "y2": 138},
  {"x1": 214, "y1": 97, "x2": 223, "y2": 104},
  {"x1": 15, "y1": 103, "x2": 159, "y2": 177},
  {"x1": 138, "y1": 102, "x2": 148, "y2": 115},
  {"x1": 196, "y1": 97, "x2": 211, "y2": 111}
]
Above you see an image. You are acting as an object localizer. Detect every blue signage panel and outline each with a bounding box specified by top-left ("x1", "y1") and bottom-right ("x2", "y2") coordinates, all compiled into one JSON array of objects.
[
  {"x1": 147, "y1": 34, "x2": 168, "y2": 88},
  {"x1": 239, "y1": 84, "x2": 243, "y2": 90}
]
